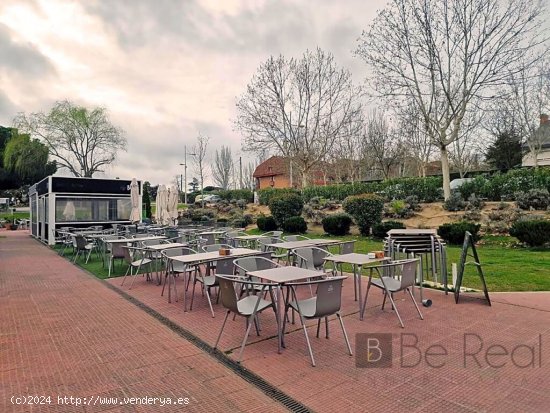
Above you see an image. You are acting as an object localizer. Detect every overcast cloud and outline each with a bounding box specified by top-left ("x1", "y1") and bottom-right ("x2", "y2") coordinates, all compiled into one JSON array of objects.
[{"x1": 0, "y1": 0, "x2": 387, "y2": 185}]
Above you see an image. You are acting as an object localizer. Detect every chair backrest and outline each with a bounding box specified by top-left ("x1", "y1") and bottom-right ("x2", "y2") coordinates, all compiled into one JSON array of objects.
[
  {"x1": 258, "y1": 237, "x2": 282, "y2": 252},
  {"x1": 217, "y1": 276, "x2": 239, "y2": 313},
  {"x1": 234, "y1": 256, "x2": 278, "y2": 275},
  {"x1": 340, "y1": 241, "x2": 355, "y2": 254},
  {"x1": 74, "y1": 235, "x2": 88, "y2": 250},
  {"x1": 313, "y1": 277, "x2": 345, "y2": 317},
  {"x1": 111, "y1": 242, "x2": 128, "y2": 258},
  {"x1": 293, "y1": 247, "x2": 331, "y2": 270},
  {"x1": 399, "y1": 259, "x2": 419, "y2": 289},
  {"x1": 201, "y1": 233, "x2": 216, "y2": 245},
  {"x1": 162, "y1": 247, "x2": 197, "y2": 257},
  {"x1": 201, "y1": 244, "x2": 233, "y2": 253}
]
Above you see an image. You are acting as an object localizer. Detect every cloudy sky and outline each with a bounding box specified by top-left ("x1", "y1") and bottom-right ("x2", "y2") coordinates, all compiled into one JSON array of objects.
[{"x1": 0, "y1": 0, "x2": 387, "y2": 186}]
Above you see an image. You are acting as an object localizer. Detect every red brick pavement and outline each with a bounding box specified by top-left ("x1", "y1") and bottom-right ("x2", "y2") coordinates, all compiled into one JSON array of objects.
[
  {"x1": 0, "y1": 231, "x2": 288, "y2": 413},
  {"x1": 3, "y1": 230, "x2": 550, "y2": 413}
]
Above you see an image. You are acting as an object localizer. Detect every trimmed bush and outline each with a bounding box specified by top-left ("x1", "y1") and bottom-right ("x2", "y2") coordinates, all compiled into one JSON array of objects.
[
  {"x1": 322, "y1": 213, "x2": 353, "y2": 236},
  {"x1": 256, "y1": 215, "x2": 278, "y2": 231},
  {"x1": 269, "y1": 193, "x2": 304, "y2": 227},
  {"x1": 343, "y1": 194, "x2": 384, "y2": 236},
  {"x1": 509, "y1": 220, "x2": 550, "y2": 247},
  {"x1": 372, "y1": 220, "x2": 406, "y2": 239},
  {"x1": 437, "y1": 221, "x2": 481, "y2": 245},
  {"x1": 282, "y1": 216, "x2": 308, "y2": 234}
]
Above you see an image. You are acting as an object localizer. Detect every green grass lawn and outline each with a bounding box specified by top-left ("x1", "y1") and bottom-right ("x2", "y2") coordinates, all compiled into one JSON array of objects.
[
  {"x1": 247, "y1": 228, "x2": 550, "y2": 292},
  {"x1": 50, "y1": 229, "x2": 549, "y2": 292},
  {"x1": 0, "y1": 211, "x2": 30, "y2": 220},
  {"x1": 52, "y1": 245, "x2": 157, "y2": 280}
]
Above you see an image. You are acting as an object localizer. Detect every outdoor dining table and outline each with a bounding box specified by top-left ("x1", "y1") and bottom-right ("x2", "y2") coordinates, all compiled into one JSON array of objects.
[
  {"x1": 323, "y1": 253, "x2": 390, "y2": 320},
  {"x1": 247, "y1": 266, "x2": 325, "y2": 353},
  {"x1": 166, "y1": 248, "x2": 263, "y2": 307}
]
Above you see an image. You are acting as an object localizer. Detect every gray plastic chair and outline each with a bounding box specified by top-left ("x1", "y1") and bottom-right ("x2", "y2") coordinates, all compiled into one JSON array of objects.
[
  {"x1": 293, "y1": 246, "x2": 335, "y2": 275},
  {"x1": 339, "y1": 241, "x2": 355, "y2": 254},
  {"x1": 257, "y1": 237, "x2": 286, "y2": 262},
  {"x1": 214, "y1": 275, "x2": 278, "y2": 363},
  {"x1": 261, "y1": 231, "x2": 283, "y2": 238},
  {"x1": 362, "y1": 259, "x2": 424, "y2": 328},
  {"x1": 161, "y1": 247, "x2": 198, "y2": 302},
  {"x1": 72, "y1": 235, "x2": 93, "y2": 263},
  {"x1": 120, "y1": 246, "x2": 153, "y2": 289},
  {"x1": 282, "y1": 276, "x2": 352, "y2": 366}
]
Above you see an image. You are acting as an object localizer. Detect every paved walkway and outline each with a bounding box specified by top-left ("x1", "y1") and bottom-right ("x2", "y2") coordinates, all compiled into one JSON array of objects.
[
  {"x1": 0, "y1": 231, "x2": 287, "y2": 413},
  {"x1": 2, "y1": 230, "x2": 550, "y2": 413}
]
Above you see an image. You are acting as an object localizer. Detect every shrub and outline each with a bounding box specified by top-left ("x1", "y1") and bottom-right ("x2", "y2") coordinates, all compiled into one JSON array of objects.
[
  {"x1": 405, "y1": 195, "x2": 421, "y2": 211},
  {"x1": 256, "y1": 215, "x2": 278, "y2": 231},
  {"x1": 509, "y1": 220, "x2": 550, "y2": 247},
  {"x1": 258, "y1": 188, "x2": 300, "y2": 205},
  {"x1": 343, "y1": 194, "x2": 384, "y2": 236},
  {"x1": 443, "y1": 192, "x2": 466, "y2": 211},
  {"x1": 372, "y1": 220, "x2": 406, "y2": 239},
  {"x1": 322, "y1": 213, "x2": 353, "y2": 236},
  {"x1": 282, "y1": 216, "x2": 308, "y2": 234},
  {"x1": 514, "y1": 189, "x2": 550, "y2": 210},
  {"x1": 437, "y1": 221, "x2": 481, "y2": 245},
  {"x1": 466, "y1": 193, "x2": 485, "y2": 210},
  {"x1": 269, "y1": 193, "x2": 304, "y2": 227},
  {"x1": 230, "y1": 217, "x2": 247, "y2": 228},
  {"x1": 181, "y1": 207, "x2": 216, "y2": 221}
]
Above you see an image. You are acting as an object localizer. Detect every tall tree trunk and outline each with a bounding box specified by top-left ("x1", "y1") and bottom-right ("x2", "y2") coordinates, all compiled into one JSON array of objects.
[{"x1": 440, "y1": 146, "x2": 451, "y2": 200}]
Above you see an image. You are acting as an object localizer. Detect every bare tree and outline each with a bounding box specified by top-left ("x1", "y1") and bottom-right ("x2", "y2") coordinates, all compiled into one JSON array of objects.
[
  {"x1": 191, "y1": 133, "x2": 209, "y2": 206},
  {"x1": 13, "y1": 100, "x2": 126, "y2": 177},
  {"x1": 396, "y1": 100, "x2": 435, "y2": 177},
  {"x1": 331, "y1": 117, "x2": 365, "y2": 182},
  {"x1": 449, "y1": 107, "x2": 485, "y2": 177},
  {"x1": 242, "y1": 162, "x2": 256, "y2": 190},
  {"x1": 505, "y1": 59, "x2": 550, "y2": 166},
  {"x1": 235, "y1": 47, "x2": 364, "y2": 187},
  {"x1": 211, "y1": 146, "x2": 233, "y2": 190},
  {"x1": 356, "y1": 0, "x2": 548, "y2": 198},
  {"x1": 364, "y1": 110, "x2": 406, "y2": 179}
]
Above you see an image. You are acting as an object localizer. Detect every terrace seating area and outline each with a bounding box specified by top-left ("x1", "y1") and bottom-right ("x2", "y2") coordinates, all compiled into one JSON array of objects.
[{"x1": 2, "y1": 228, "x2": 550, "y2": 412}]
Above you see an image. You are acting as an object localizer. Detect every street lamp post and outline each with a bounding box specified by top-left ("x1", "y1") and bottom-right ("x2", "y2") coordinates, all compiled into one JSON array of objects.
[{"x1": 180, "y1": 145, "x2": 196, "y2": 204}]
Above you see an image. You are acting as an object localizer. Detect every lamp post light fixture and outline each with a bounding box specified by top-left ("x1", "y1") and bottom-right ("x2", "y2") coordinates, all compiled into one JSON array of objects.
[{"x1": 180, "y1": 145, "x2": 196, "y2": 204}]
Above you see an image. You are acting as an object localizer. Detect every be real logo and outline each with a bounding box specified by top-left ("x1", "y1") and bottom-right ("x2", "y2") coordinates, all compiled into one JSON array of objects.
[{"x1": 356, "y1": 333, "x2": 543, "y2": 369}]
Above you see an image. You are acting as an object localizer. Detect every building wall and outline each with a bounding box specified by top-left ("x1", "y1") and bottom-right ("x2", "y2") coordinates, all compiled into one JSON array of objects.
[
  {"x1": 522, "y1": 151, "x2": 550, "y2": 167},
  {"x1": 256, "y1": 175, "x2": 291, "y2": 189}
]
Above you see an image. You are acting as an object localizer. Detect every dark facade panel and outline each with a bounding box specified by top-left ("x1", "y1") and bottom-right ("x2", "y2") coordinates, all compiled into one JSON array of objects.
[{"x1": 51, "y1": 177, "x2": 140, "y2": 195}]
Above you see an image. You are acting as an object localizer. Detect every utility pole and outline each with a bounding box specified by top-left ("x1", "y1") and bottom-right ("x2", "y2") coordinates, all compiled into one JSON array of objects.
[{"x1": 180, "y1": 145, "x2": 196, "y2": 204}]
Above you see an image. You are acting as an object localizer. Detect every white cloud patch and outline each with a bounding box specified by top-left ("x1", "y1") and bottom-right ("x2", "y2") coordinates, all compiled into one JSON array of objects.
[{"x1": 0, "y1": 0, "x2": 388, "y2": 185}]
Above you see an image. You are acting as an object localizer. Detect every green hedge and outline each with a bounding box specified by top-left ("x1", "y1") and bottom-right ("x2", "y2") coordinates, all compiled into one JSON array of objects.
[
  {"x1": 258, "y1": 188, "x2": 300, "y2": 205},
  {"x1": 301, "y1": 176, "x2": 443, "y2": 203},
  {"x1": 256, "y1": 215, "x2": 278, "y2": 231},
  {"x1": 458, "y1": 168, "x2": 550, "y2": 201}
]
